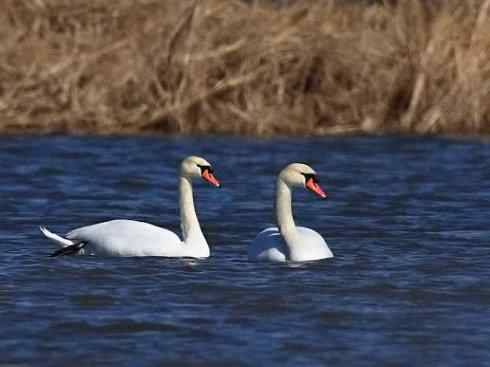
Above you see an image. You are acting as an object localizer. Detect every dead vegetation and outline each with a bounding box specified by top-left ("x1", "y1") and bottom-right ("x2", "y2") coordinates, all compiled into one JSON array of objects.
[{"x1": 1, "y1": 0, "x2": 490, "y2": 136}]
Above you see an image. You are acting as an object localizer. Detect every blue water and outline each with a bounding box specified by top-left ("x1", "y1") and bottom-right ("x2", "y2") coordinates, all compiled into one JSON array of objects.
[{"x1": 0, "y1": 136, "x2": 489, "y2": 366}]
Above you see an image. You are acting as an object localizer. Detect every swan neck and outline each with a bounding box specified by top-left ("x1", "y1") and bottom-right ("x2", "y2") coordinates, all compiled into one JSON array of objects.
[
  {"x1": 276, "y1": 178, "x2": 298, "y2": 246},
  {"x1": 179, "y1": 176, "x2": 203, "y2": 242}
]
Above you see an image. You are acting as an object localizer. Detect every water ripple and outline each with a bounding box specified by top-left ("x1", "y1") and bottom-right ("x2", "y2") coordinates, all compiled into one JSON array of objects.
[{"x1": 0, "y1": 136, "x2": 489, "y2": 366}]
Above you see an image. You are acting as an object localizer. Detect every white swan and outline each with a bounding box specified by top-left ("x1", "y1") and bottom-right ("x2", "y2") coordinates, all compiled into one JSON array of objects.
[
  {"x1": 248, "y1": 163, "x2": 333, "y2": 262},
  {"x1": 40, "y1": 156, "x2": 221, "y2": 258}
]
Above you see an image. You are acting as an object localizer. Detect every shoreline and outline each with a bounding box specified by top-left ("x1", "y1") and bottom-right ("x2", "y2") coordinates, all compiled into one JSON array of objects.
[{"x1": 2, "y1": 130, "x2": 490, "y2": 145}]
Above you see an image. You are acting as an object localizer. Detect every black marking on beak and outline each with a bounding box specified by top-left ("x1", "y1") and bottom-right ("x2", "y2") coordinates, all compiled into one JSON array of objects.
[
  {"x1": 197, "y1": 164, "x2": 213, "y2": 175},
  {"x1": 49, "y1": 241, "x2": 87, "y2": 257},
  {"x1": 301, "y1": 173, "x2": 319, "y2": 183}
]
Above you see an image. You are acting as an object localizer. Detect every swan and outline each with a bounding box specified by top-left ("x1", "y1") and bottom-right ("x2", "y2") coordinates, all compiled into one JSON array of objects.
[
  {"x1": 248, "y1": 163, "x2": 333, "y2": 262},
  {"x1": 40, "y1": 156, "x2": 221, "y2": 258}
]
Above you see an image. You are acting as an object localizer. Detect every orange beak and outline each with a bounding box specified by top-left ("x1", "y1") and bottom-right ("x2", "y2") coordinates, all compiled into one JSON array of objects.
[
  {"x1": 202, "y1": 169, "x2": 221, "y2": 188},
  {"x1": 306, "y1": 177, "x2": 327, "y2": 199}
]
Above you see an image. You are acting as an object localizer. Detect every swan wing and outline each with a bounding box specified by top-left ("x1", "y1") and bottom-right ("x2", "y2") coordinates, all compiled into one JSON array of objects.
[
  {"x1": 295, "y1": 226, "x2": 333, "y2": 261},
  {"x1": 248, "y1": 227, "x2": 287, "y2": 262},
  {"x1": 67, "y1": 219, "x2": 182, "y2": 257}
]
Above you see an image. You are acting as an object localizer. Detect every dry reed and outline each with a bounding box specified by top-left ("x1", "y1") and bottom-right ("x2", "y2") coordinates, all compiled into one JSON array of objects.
[{"x1": 1, "y1": 0, "x2": 490, "y2": 136}]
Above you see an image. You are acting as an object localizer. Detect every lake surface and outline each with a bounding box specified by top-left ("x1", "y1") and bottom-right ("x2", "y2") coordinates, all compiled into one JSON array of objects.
[{"x1": 0, "y1": 135, "x2": 489, "y2": 366}]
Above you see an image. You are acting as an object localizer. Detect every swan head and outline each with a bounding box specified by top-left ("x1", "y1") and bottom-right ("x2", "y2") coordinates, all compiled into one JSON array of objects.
[
  {"x1": 279, "y1": 163, "x2": 327, "y2": 199},
  {"x1": 181, "y1": 156, "x2": 221, "y2": 188}
]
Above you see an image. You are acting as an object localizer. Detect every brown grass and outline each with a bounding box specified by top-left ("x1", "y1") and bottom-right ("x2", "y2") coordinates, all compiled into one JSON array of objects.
[{"x1": 1, "y1": 0, "x2": 490, "y2": 136}]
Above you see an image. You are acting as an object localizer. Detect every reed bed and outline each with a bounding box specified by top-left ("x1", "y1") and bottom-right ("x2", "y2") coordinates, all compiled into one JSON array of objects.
[{"x1": 1, "y1": 0, "x2": 490, "y2": 136}]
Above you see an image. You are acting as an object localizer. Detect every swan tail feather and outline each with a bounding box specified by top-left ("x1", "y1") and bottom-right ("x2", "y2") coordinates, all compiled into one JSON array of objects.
[{"x1": 39, "y1": 226, "x2": 74, "y2": 248}]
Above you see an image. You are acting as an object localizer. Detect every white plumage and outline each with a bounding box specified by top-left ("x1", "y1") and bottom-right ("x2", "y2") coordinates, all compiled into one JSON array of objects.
[
  {"x1": 248, "y1": 163, "x2": 333, "y2": 262},
  {"x1": 41, "y1": 156, "x2": 220, "y2": 258}
]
